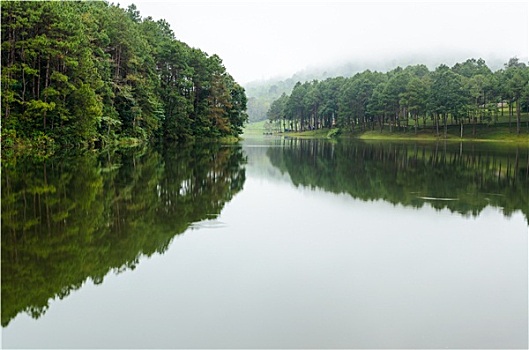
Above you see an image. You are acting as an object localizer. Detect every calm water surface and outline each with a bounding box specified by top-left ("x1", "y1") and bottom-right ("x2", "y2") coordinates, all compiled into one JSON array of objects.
[{"x1": 2, "y1": 138, "x2": 528, "y2": 349}]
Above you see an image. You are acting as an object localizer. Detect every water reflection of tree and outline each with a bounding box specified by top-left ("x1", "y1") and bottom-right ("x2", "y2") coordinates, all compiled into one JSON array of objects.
[
  {"x1": 1, "y1": 144, "x2": 246, "y2": 327},
  {"x1": 268, "y1": 139, "x2": 528, "y2": 222}
]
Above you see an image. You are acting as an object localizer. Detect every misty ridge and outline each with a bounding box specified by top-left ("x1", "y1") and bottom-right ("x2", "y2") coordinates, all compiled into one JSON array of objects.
[{"x1": 244, "y1": 53, "x2": 527, "y2": 123}]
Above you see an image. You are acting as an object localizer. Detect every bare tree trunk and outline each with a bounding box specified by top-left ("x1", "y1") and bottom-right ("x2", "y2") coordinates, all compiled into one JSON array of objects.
[
  {"x1": 509, "y1": 102, "x2": 513, "y2": 132},
  {"x1": 37, "y1": 56, "x2": 41, "y2": 99},
  {"x1": 444, "y1": 114, "x2": 447, "y2": 138},
  {"x1": 45, "y1": 56, "x2": 50, "y2": 89},
  {"x1": 22, "y1": 60, "x2": 26, "y2": 102},
  {"x1": 516, "y1": 99, "x2": 521, "y2": 134},
  {"x1": 482, "y1": 91, "x2": 486, "y2": 123}
]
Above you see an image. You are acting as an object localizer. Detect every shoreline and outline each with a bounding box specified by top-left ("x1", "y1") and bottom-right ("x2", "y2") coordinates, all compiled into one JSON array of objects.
[{"x1": 254, "y1": 125, "x2": 529, "y2": 145}]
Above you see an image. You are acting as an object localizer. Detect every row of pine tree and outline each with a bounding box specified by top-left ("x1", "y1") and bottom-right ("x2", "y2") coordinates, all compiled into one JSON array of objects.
[{"x1": 267, "y1": 58, "x2": 529, "y2": 135}]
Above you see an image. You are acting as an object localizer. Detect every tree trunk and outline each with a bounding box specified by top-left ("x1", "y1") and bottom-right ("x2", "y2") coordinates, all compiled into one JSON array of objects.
[
  {"x1": 516, "y1": 99, "x2": 521, "y2": 134},
  {"x1": 482, "y1": 91, "x2": 486, "y2": 123},
  {"x1": 362, "y1": 116, "x2": 365, "y2": 131},
  {"x1": 37, "y1": 56, "x2": 41, "y2": 99},
  {"x1": 444, "y1": 114, "x2": 447, "y2": 138},
  {"x1": 509, "y1": 102, "x2": 513, "y2": 132},
  {"x1": 45, "y1": 56, "x2": 50, "y2": 89},
  {"x1": 44, "y1": 57, "x2": 51, "y2": 131},
  {"x1": 22, "y1": 63, "x2": 26, "y2": 102}
]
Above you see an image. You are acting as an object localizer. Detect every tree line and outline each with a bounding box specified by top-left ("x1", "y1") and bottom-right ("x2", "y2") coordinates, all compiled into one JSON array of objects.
[
  {"x1": 267, "y1": 58, "x2": 529, "y2": 136},
  {"x1": 1, "y1": 1, "x2": 248, "y2": 149}
]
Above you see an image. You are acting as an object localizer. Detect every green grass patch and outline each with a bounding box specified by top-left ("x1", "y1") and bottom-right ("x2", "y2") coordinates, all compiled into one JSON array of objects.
[
  {"x1": 353, "y1": 124, "x2": 529, "y2": 144},
  {"x1": 242, "y1": 120, "x2": 269, "y2": 136},
  {"x1": 243, "y1": 121, "x2": 342, "y2": 140}
]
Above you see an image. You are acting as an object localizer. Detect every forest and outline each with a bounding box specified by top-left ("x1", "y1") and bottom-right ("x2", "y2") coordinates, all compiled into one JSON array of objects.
[
  {"x1": 267, "y1": 58, "x2": 529, "y2": 136},
  {"x1": 1, "y1": 1, "x2": 248, "y2": 149}
]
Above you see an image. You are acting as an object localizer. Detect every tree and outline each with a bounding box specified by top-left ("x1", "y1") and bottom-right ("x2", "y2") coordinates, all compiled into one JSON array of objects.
[
  {"x1": 431, "y1": 65, "x2": 465, "y2": 137},
  {"x1": 452, "y1": 58, "x2": 491, "y2": 78},
  {"x1": 267, "y1": 93, "x2": 288, "y2": 131},
  {"x1": 227, "y1": 82, "x2": 248, "y2": 136},
  {"x1": 318, "y1": 77, "x2": 344, "y2": 129},
  {"x1": 366, "y1": 82, "x2": 387, "y2": 131},
  {"x1": 505, "y1": 61, "x2": 528, "y2": 134},
  {"x1": 402, "y1": 76, "x2": 430, "y2": 133},
  {"x1": 383, "y1": 69, "x2": 410, "y2": 131},
  {"x1": 285, "y1": 82, "x2": 307, "y2": 132}
]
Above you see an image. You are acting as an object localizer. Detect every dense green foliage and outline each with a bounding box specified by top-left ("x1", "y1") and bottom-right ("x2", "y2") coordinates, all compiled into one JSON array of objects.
[
  {"x1": 267, "y1": 58, "x2": 529, "y2": 136},
  {"x1": 244, "y1": 58, "x2": 508, "y2": 123},
  {"x1": 268, "y1": 139, "x2": 529, "y2": 222},
  {"x1": 1, "y1": 144, "x2": 246, "y2": 327},
  {"x1": 1, "y1": 1, "x2": 247, "y2": 148}
]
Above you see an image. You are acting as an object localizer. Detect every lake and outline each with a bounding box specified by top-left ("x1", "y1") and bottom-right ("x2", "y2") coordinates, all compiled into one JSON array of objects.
[{"x1": 2, "y1": 137, "x2": 528, "y2": 349}]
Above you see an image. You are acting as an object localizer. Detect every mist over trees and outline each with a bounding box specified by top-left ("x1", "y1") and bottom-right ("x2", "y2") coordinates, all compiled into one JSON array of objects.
[
  {"x1": 245, "y1": 56, "x2": 525, "y2": 123},
  {"x1": 265, "y1": 58, "x2": 529, "y2": 135},
  {"x1": 1, "y1": 1, "x2": 248, "y2": 148}
]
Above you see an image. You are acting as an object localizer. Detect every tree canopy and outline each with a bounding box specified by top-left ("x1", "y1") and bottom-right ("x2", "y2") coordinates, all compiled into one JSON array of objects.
[
  {"x1": 267, "y1": 58, "x2": 529, "y2": 136},
  {"x1": 1, "y1": 1, "x2": 248, "y2": 148}
]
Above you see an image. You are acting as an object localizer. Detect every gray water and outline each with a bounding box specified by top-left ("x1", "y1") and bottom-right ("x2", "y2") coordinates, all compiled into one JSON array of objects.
[{"x1": 2, "y1": 137, "x2": 527, "y2": 348}]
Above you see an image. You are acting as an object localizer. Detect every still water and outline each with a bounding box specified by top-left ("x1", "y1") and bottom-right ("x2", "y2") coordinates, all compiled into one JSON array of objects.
[{"x1": 2, "y1": 138, "x2": 528, "y2": 349}]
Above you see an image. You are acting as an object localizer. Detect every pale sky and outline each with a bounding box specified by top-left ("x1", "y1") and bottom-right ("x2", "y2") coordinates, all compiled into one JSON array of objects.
[{"x1": 116, "y1": 0, "x2": 529, "y2": 84}]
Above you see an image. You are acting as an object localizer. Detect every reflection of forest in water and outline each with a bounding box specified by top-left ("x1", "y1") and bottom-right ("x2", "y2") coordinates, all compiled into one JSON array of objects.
[
  {"x1": 1, "y1": 144, "x2": 246, "y2": 327},
  {"x1": 268, "y1": 139, "x2": 529, "y2": 222}
]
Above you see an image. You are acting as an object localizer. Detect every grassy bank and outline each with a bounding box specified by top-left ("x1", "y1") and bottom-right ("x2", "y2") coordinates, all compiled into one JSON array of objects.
[
  {"x1": 242, "y1": 120, "x2": 269, "y2": 136},
  {"x1": 352, "y1": 123, "x2": 529, "y2": 144},
  {"x1": 244, "y1": 121, "x2": 529, "y2": 145}
]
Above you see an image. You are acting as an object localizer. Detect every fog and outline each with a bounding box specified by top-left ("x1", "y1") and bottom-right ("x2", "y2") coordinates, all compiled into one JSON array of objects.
[{"x1": 117, "y1": 0, "x2": 528, "y2": 84}]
